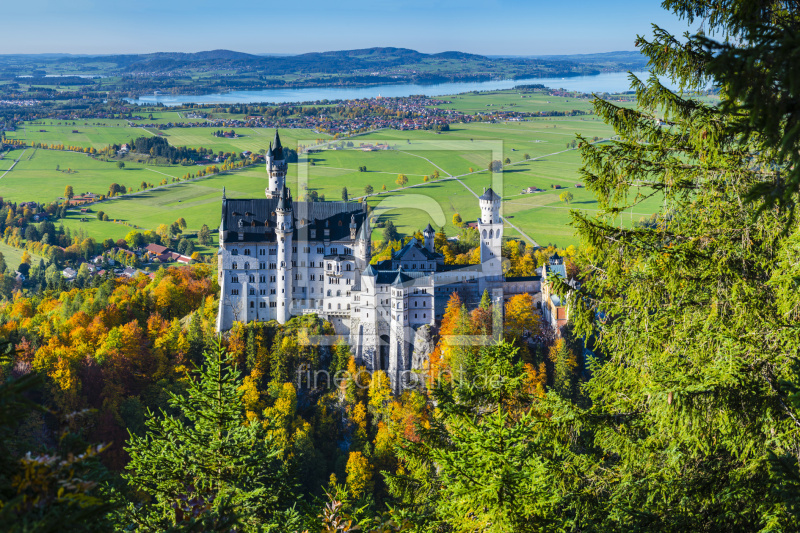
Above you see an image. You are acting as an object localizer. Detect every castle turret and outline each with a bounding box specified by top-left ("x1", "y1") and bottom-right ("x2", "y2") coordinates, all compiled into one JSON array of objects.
[
  {"x1": 478, "y1": 187, "x2": 503, "y2": 290},
  {"x1": 275, "y1": 185, "x2": 293, "y2": 324},
  {"x1": 423, "y1": 223, "x2": 435, "y2": 253},
  {"x1": 266, "y1": 130, "x2": 288, "y2": 199}
]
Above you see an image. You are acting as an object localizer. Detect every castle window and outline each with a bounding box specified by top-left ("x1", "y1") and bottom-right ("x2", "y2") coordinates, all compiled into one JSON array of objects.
[
  {"x1": 259, "y1": 249, "x2": 265, "y2": 255},
  {"x1": 423, "y1": 313, "x2": 426, "y2": 318},
  {"x1": 244, "y1": 249, "x2": 251, "y2": 255},
  {"x1": 338, "y1": 303, "x2": 341, "y2": 310},
  {"x1": 489, "y1": 229, "x2": 493, "y2": 239},
  {"x1": 269, "y1": 248, "x2": 277, "y2": 255},
  {"x1": 414, "y1": 301, "x2": 418, "y2": 307},
  {"x1": 231, "y1": 276, "x2": 239, "y2": 283},
  {"x1": 415, "y1": 314, "x2": 417, "y2": 319},
  {"x1": 271, "y1": 288, "x2": 276, "y2": 294},
  {"x1": 328, "y1": 303, "x2": 331, "y2": 309},
  {"x1": 292, "y1": 247, "x2": 297, "y2": 253},
  {"x1": 482, "y1": 229, "x2": 487, "y2": 238},
  {"x1": 327, "y1": 290, "x2": 331, "y2": 296},
  {"x1": 232, "y1": 249, "x2": 239, "y2": 255},
  {"x1": 260, "y1": 263, "x2": 265, "y2": 269},
  {"x1": 250, "y1": 301, "x2": 254, "y2": 308},
  {"x1": 232, "y1": 263, "x2": 238, "y2": 270},
  {"x1": 412, "y1": 264, "x2": 416, "y2": 269},
  {"x1": 336, "y1": 290, "x2": 341, "y2": 297},
  {"x1": 249, "y1": 275, "x2": 255, "y2": 282},
  {"x1": 249, "y1": 288, "x2": 255, "y2": 295},
  {"x1": 231, "y1": 289, "x2": 239, "y2": 295},
  {"x1": 423, "y1": 301, "x2": 427, "y2": 307},
  {"x1": 346, "y1": 264, "x2": 351, "y2": 271},
  {"x1": 260, "y1": 302, "x2": 266, "y2": 308},
  {"x1": 260, "y1": 289, "x2": 265, "y2": 295},
  {"x1": 244, "y1": 263, "x2": 250, "y2": 270}
]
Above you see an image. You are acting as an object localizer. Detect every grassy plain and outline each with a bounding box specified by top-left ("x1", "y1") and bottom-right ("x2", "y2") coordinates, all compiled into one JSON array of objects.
[
  {"x1": 0, "y1": 149, "x2": 188, "y2": 203},
  {"x1": 0, "y1": 241, "x2": 43, "y2": 269},
  {"x1": 1, "y1": 91, "x2": 670, "y2": 249}
]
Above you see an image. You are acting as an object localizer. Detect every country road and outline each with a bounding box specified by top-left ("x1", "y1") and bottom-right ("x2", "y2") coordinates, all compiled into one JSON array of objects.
[{"x1": 0, "y1": 148, "x2": 28, "y2": 180}]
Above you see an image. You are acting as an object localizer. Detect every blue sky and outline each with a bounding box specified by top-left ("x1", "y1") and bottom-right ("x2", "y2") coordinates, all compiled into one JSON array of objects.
[{"x1": 2, "y1": 0, "x2": 694, "y2": 55}]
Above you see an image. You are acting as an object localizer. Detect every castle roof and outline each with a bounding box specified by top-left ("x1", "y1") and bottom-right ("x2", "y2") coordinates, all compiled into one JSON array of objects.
[
  {"x1": 276, "y1": 186, "x2": 291, "y2": 212},
  {"x1": 392, "y1": 271, "x2": 413, "y2": 286},
  {"x1": 423, "y1": 223, "x2": 435, "y2": 234},
  {"x1": 544, "y1": 263, "x2": 567, "y2": 279},
  {"x1": 479, "y1": 187, "x2": 501, "y2": 201},
  {"x1": 362, "y1": 264, "x2": 378, "y2": 277},
  {"x1": 272, "y1": 130, "x2": 283, "y2": 159},
  {"x1": 219, "y1": 197, "x2": 365, "y2": 244},
  {"x1": 392, "y1": 238, "x2": 441, "y2": 261}
]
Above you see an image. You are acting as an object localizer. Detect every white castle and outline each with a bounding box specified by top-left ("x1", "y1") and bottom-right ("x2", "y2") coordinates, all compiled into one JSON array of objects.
[{"x1": 217, "y1": 131, "x2": 541, "y2": 388}]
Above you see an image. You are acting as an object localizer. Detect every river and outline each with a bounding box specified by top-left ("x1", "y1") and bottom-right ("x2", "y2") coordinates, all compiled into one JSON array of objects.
[{"x1": 127, "y1": 70, "x2": 652, "y2": 106}]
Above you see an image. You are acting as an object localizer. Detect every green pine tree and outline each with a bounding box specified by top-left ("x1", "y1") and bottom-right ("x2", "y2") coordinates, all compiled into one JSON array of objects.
[
  {"x1": 387, "y1": 341, "x2": 544, "y2": 532},
  {"x1": 123, "y1": 339, "x2": 298, "y2": 531},
  {"x1": 479, "y1": 289, "x2": 491, "y2": 310},
  {"x1": 522, "y1": 0, "x2": 800, "y2": 530}
]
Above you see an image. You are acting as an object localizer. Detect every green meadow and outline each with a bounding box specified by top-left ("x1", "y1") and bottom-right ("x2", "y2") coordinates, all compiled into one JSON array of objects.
[
  {"x1": 1, "y1": 96, "x2": 667, "y2": 249},
  {"x1": 0, "y1": 149, "x2": 187, "y2": 204}
]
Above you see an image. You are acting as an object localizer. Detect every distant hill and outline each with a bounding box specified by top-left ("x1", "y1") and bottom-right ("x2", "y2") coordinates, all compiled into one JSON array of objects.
[
  {"x1": 43, "y1": 46, "x2": 624, "y2": 75},
  {"x1": 492, "y1": 50, "x2": 647, "y2": 67},
  {"x1": 0, "y1": 47, "x2": 649, "y2": 94}
]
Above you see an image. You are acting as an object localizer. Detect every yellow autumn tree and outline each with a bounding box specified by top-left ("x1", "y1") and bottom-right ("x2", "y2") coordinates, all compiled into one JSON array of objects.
[
  {"x1": 345, "y1": 451, "x2": 373, "y2": 498},
  {"x1": 504, "y1": 293, "x2": 539, "y2": 344}
]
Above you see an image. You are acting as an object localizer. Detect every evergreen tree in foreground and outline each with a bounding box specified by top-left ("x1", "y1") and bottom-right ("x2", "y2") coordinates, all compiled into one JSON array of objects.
[
  {"x1": 527, "y1": 0, "x2": 800, "y2": 530},
  {"x1": 388, "y1": 341, "x2": 547, "y2": 532},
  {"x1": 123, "y1": 339, "x2": 299, "y2": 531}
]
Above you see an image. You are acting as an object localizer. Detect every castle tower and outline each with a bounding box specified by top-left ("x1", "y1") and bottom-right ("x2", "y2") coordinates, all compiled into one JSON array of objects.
[
  {"x1": 423, "y1": 223, "x2": 435, "y2": 253},
  {"x1": 265, "y1": 130, "x2": 287, "y2": 199},
  {"x1": 275, "y1": 185, "x2": 293, "y2": 324},
  {"x1": 478, "y1": 187, "x2": 503, "y2": 288},
  {"x1": 356, "y1": 208, "x2": 372, "y2": 267},
  {"x1": 388, "y1": 271, "x2": 411, "y2": 392}
]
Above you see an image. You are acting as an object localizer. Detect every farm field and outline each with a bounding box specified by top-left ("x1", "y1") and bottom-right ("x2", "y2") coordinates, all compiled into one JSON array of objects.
[
  {"x1": 4, "y1": 122, "x2": 329, "y2": 155},
  {"x1": 0, "y1": 149, "x2": 189, "y2": 203},
  {"x1": 431, "y1": 90, "x2": 605, "y2": 114},
  {"x1": 0, "y1": 95, "x2": 670, "y2": 249},
  {"x1": 0, "y1": 241, "x2": 44, "y2": 269}
]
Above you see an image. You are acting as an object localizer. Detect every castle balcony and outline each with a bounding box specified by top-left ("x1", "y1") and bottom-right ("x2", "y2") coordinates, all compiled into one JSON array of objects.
[{"x1": 326, "y1": 267, "x2": 342, "y2": 277}]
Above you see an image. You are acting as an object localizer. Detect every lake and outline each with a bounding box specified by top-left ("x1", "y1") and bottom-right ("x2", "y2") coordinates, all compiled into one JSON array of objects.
[{"x1": 127, "y1": 70, "x2": 651, "y2": 106}]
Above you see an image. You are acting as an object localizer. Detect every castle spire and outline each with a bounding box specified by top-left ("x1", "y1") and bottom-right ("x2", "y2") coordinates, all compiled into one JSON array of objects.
[
  {"x1": 222, "y1": 186, "x2": 226, "y2": 199},
  {"x1": 272, "y1": 130, "x2": 283, "y2": 159}
]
